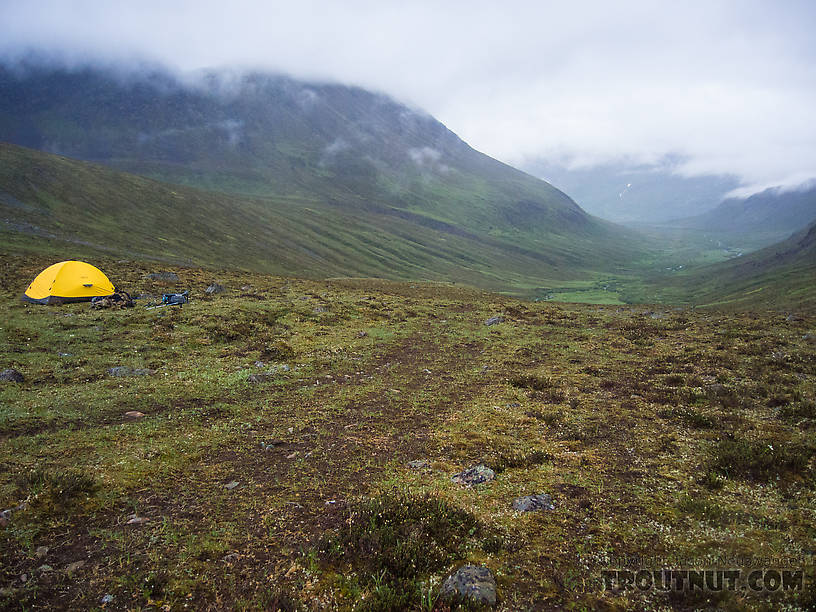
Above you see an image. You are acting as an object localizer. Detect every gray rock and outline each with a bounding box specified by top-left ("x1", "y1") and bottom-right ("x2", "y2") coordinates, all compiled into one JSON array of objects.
[
  {"x1": 146, "y1": 272, "x2": 179, "y2": 282},
  {"x1": 101, "y1": 594, "x2": 114, "y2": 605},
  {"x1": 512, "y1": 493, "x2": 555, "y2": 512},
  {"x1": 65, "y1": 560, "x2": 86, "y2": 573},
  {"x1": 205, "y1": 283, "x2": 225, "y2": 295},
  {"x1": 248, "y1": 372, "x2": 272, "y2": 383},
  {"x1": 485, "y1": 316, "x2": 505, "y2": 326},
  {"x1": 706, "y1": 383, "x2": 727, "y2": 395},
  {"x1": 37, "y1": 564, "x2": 53, "y2": 573},
  {"x1": 0, "y1": 368, "x2": 24, "y2": 383},
  {"x1": 224, "y1": 481, "x2": 240, "y2": 490},
  {"x1": 313, "y1": 306, "x2": 328, "y2": 313},
  {"x1": 451, "y1": 464, "x2": 495, "y2": 486},
  {"x1": 440, "y1": 565, "x2": 497, "y2": 606},
  {"x1": 35, "y1": 546, "x2": 49, "y2": 559},
  {"x1": 407, "y1": 459, "x2": 430, "y2": 470}
]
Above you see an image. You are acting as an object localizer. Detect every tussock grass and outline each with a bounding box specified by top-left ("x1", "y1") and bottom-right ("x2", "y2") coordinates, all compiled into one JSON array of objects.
[{"x1": 710, "y1": 438, "x2": 814, "y2": 481}]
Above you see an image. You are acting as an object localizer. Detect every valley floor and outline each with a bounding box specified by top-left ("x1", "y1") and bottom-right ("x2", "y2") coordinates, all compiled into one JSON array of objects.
[{"x1": 1, "y1": 254, "x2": 815, "y2": 610}]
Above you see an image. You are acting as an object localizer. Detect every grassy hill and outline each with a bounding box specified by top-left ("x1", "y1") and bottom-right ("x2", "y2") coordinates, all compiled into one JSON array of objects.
[
  {"x1": 0, "y1": 142, "x2": 644, "y2": 296},
  {"x1": 638, "y1": 220, "x2": 816, "y2": 311},
  {"x1": 685, "y1": 220, "x2": 816, "y2": 310}
]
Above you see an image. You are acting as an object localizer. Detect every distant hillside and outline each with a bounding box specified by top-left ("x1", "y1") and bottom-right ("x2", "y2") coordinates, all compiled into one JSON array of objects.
[
  {"x1": 676, "y1": 184, "x2": 816, "y2": 245},
  {"x1": 521, "y1": 158, "x2": 739, "y2": 224},
  {"x1": 0, "y1": 143, "x2": 642, "y2": 294},
  {"x1": 673, "y1": 220, "x2": 816, "y2": 310}
]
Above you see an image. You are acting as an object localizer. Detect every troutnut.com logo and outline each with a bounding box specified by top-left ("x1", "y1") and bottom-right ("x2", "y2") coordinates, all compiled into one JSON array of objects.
[{"x1": 601, "y1": 568, "x2": 804, "y2": 593}]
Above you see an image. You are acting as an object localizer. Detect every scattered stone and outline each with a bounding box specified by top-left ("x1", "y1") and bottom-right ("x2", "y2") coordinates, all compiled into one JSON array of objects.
[
  {"x1": 101, "y1": 594, "x2": 114, "y2": 605},
  {"x1": 254, "y1": 361, "x2": 265, "y2": 368},
  {"x1": 313, "y1": 306, "x2": 328, "y2": 313},
  {"x1": 65, "y1": 560, "x2": 86, "y2": 573},
  {"x1": 422, "y1": 368, "x2": 432, "y2": 374},
  {"x1": 357, "y1": 331, "x2": 368, "y2": 338},
  {"x1": 124, "y1": 411, "x2": 145, "y2": 419},
  {"x1": 407, "y1": 459, "x2": 430, "y2": 470},
  {"x1": 37, "y1": 565, "x2": 53, "y2": 573},
  {"x1": 240, "y1": 285, "x2": 252, "y2": 291},
  {"x1": 286, "y1": 451, "x2": 298, "y2": 459},
  {"x1": 146, "y1": 271, "x2": 179, "y2": 282},
  {"x1": 58, "y1": 352, "x2": 73, "y2": 357},
  {"x1": 225, "y1": 481, "x2": 240, "y2": 490},
  {"x1": 126, "y1": 515, "x2": 150, "y2": 525},
  {"x1": 279, "y1": 364, "x2": 290, "y2": 372},
  {"x1": 451, "y1": 464, "x2": 495, "y2": 487},
  {"x1": 485, "y1": 316, "x2": 505, "y2": 326},
  {"x1": 512, "y1": 493, "x2": 555, "y2": 512},
  {"x1": 507, "y1": 402, "x2": 521, "y2": 408},
  {"x1": 222, "y1": 553, "x2": 240, "y2": 563},
  {"x1": 786, "y1": 314, "x2": 801, "y2": 322},
  {"x1": 261, "y1": 439, "x2": 285, "y2": 450},
  {"x1": 0, "y1": 368, "x2": 24, "y2": 383},
  {"x1": 20, "y1": 574, "x2": 27, "y2": 584},
  {"x1": 440, "y1": 565, "x2": 497, "y2": 607},
  {"x1": 107, "y1": 367, "x2": 155, "y2": 377},
  {"x1": 248, "y1": 372, "x2": 272, "y2": 383},
  {"x1": 650, "y1": 312, "x2": 666, "y2": 319},
  {"x1": 205, "y1": 283, "x2": 225, "y2": 295},
  {"x1": 706, "y1": 383, "x2": 727, "y2": 395},
  {"x1": 35, "y1": 546, "x2": 49, "y2": 559}
]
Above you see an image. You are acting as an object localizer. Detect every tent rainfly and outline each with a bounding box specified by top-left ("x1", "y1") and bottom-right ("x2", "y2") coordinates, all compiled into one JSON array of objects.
[{"x1": 22, "y1": 261, "x2": 116, "y2": 304}]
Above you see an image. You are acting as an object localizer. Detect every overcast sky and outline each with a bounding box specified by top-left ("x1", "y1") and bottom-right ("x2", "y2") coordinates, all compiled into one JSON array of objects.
[{"x1": 2, "y1": 0, "x2": 815, "y2": 195}]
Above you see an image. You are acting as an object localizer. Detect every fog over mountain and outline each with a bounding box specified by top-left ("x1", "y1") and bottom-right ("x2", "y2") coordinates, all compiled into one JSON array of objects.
[{"x1": 1, "y1": 0, "x2": 815, "y2": 203}]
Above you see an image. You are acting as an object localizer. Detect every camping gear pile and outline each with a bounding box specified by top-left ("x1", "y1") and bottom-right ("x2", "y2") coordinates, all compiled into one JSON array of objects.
[
  {"x1": 90, "y1": 291, "x2": 134, "y2": 309},
  {"x1": 145, "y1": 291, "x2": 189, "y2": 310}
]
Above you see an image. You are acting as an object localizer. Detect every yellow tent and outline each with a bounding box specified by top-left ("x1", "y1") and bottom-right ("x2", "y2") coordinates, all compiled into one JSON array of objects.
[{"x1": 22, "y1": 261, "x2": 116, "y2": 304}]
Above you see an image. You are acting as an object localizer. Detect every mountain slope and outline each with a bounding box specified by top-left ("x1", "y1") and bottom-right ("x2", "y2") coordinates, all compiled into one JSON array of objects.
[
  {"x1": 676, "y1": 184, "x2": 816, "y2": 245},
  {"x1": 0, "y1": 65, "x2": 618, "y2": 247},
  {"x1": 0, "y1": 63, "x2": 650, "y2": 293},
  {"x1": 670, "y1": 220, "x2": 816, "y2": 310},
  {"x1": 0, "y1": 142, "x2": 638, "y2": 294}
]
